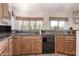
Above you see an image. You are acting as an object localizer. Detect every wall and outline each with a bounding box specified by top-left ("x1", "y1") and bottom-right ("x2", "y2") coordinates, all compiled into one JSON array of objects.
[
  {"x1": 9, "y1": 4, "x2": 16, "y2": 30},
  {"x1": 15, "y1": 10, "x2": 79, "y2": 30},
  {"x1": 14, "y1": 9, "x2": 79, "y2": 30}
]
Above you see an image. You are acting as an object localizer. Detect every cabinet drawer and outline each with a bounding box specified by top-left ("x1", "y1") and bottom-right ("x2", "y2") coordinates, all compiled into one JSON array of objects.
[
  {"x1": 32, "y1": 39, "x2": 42, "y2": 42},
  {"x1": 65, "y1": 36, "x2": 70, "y2": 40},
  {"x1": 22, "y1": 36, "x2": 42, "y2": 40},
  {"x1": 70, "y1": 36, "x2": 76, "y2": 40},
  {"x1": 65, "y1": 36, "x2": 76, "y2": 40}
]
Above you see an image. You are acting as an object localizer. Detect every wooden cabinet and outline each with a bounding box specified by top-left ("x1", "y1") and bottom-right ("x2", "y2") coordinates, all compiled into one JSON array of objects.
[
  {"x1": 56, "y1": 34, "x2": 76, "y2": 55},
  {"x1": 21, "y1": 38, "x2": 32, "y2": 54},
  {"x1": 1, "y1": 47, "x2": 9, "y2": 56},
  {"x1": 32, "y1": 41, "x2": 42, "y2": 53},
  {"x1": 64, "y1": 40, "x2": 76, "y2": 55},
  {"x1": 56, "y1": 35, "x2": 64, "y2": 53},
  {"x1": 64, "y1": 36, "x2": 76, "y2": 55},
  {"x1": 8, "y1": 38, "x2": 13, "y2": 56},
  {"x1": 0, "y1": 39, "x2": 9, "y2": 56},
  {"x1": 0, "y1": 3, "x2": 3, "y2": 19},
  {"x1": 0, "y1": 3, "x2": 9, "y2": 20},
  {"x1": 21, "y1": 35, "x2": 42, "y2": 55},
  {"x1": 12, "y1": 36, "x2": 21, "y2": 55},
  {"x1": 12, "y1": 35, "x2": 42, "y2": 55}
]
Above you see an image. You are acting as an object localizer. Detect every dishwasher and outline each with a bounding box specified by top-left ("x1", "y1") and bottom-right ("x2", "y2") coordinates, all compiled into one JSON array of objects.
[{"x1": 42, "y1": 35, "x2": 55, "y2": 54}]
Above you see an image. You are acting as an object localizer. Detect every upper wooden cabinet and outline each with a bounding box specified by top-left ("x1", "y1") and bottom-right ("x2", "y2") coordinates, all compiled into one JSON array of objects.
[
  {"x1": 0, "y1": 3, "x2": 10, "y2": 20},
  {"x1": 0, "y1": 3, "x2": 3, "y2": 19}
]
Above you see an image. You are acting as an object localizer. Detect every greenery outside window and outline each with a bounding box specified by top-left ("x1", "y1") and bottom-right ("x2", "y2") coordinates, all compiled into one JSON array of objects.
[{"x1": 50, "y1": 20, "x2": 65, "y2": 30}]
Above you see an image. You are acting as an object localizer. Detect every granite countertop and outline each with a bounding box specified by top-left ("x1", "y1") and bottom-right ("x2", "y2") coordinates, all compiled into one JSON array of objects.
[
  {"x1": 56, "y1": 33, "x2": 76, "y2": 36},
  {"x1": 14, "y1": 33, "x2": 40, "y2": 36},
  {"x1": 0, "y1": 35, "x2": 13, "y2": 42}
]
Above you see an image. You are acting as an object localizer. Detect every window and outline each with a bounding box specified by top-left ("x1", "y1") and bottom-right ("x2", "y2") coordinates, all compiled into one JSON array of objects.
[
  {"x1": 50, "y1": 21, "x2": 59, "y2": 30},
  {"x1": 23, "y1": 21, "x2": 29, "y2": 30},
  {"x1": 16, "y1": 20, "x2": 43, "y2": 30},
  {"x1": 30, "y1": 21, "x2": 37, "y2": 30},
  {"x1": 59, "y1": 21, "x2": 65, "y2": 30},
  {"x1": 37, "y1": 21, "x2": 43, "y2": 30},
  {"x1": 50, "y1": 20, "x2": 66, "y2": 30},
  {"x1": 30, "y1": 21, "x2": 43, "y2": 30}
]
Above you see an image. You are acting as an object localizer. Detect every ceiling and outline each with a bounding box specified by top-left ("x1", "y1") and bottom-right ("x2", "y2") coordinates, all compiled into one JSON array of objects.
[{"x1": 10, "y1": 3, "x2": 79, "y2": 16}]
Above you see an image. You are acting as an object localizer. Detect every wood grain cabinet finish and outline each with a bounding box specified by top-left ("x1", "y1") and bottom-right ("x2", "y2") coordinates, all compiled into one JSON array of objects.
[
  {"x1": 1, "y1": 47, "x2": 9, "y2": 56},
  {"x1": 8, "y1": 38, "x2": 13, "y2": 56},
  {"x1": 0, "y1": 3, "x2": 3, "y2": 19},
  {"x1": 0, "y1": 39, "x2": 9, "y2": 56},
  {"x1": 56, "y1": 34, "x2": 76, "y2": 56},
  {"x1": 64, "y1": 41, "x2": 76, "y2": 55},
  {"x1": 0, "y1": 3, "x2": 9, "y2": 20},
  {"x1": 32, "y1": 40, "x2": 42, "y2": 53},
  {"x1": 21, "y1": 38, "x2": 32, "y2": 54},
  {"x1": 12, "y1": 36, "x2": 21, "y2": 55},
  {"x1": 56, "y1": 34, "x2": 64, "y2": 53},
  {"x1": 21, "y1": 36, "x2": 42, "y2": 54},
  {"x1": 64, "y1": 36, "x2": 76, "y2": 55}
]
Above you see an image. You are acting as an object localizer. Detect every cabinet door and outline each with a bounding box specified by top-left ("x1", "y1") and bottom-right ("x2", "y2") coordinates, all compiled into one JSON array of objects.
[
  {"x1": 32, "y1": 41, "x2": 42, "y2": 53},
  {"x1": 56, "y1": 35, "x2": 64, "y2": 53},
  {"x1": 21, "y1": 38, "x2": 32, "y2": 54},
  {"x1": 8, "y1": 38, "x2": 13, "y2": 56},
  {"x1": 0, "y1": 3, "x2": 3, "y2": 19},
  {"x1": 1, "y1": 47, "x2": 9, "y2": 56},
  {"x1": 12, "y1": 36, "x2": 21, "y2": 55},
  {"x1": 64, "y1": 40, "x2": 76, "y2": 55}
]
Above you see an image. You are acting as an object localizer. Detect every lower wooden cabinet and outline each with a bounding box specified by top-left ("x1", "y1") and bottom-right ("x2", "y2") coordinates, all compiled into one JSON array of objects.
[
  {"x1": 12, "y1": 36, "x2": 21, "y2": 55},
  {"x1": 32, "y1": 41, "x2": 42, "y2": 53},
  {"x1": 56, "y1": 34, "x2": 76, "y2": 56},
  {"x1": 12, "y1": 35, "x2": 42, "y2": 55},
  {"x1": 0, "y1": 38, "x2": 9, "y2": 56},
  {"x1": 21, "y1": 36, "x2": 42, "y2": 55},
  {"x1": 21, "y1": 39, "x2": 32, "y2": 54},
  {"x1": 56, "y1": 35, "x2": 64, "y2": 53},
  {"x1": 64, "y1": 40, "x2": 76, "y2": 55},
  {"x1": 1, "y1": 47, "x2": 9, "y2": 56},
  {"x1": 8, "y1": 38, "x2": 13, "y2": 56}
]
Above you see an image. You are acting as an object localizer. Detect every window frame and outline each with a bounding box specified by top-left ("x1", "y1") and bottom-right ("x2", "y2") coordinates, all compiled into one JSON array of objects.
[
  {"x1": 50, "y1": 20, "x2": 66, "y2": 30},
  {"x1": 16, "y1": 20, "x2": 43, "y2": 30}
]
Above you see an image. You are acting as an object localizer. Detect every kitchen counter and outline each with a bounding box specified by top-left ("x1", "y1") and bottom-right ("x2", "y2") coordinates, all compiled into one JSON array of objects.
[
  {"x1": 0, "y1": 35, "x2": 13, "y2": 42},
  {"x1": 14, "y1": 33, "x2": 41, "y2": 36},
  {"x1": 60, "y1": 34, "x2": 76, "y2": 36},
  {"x1": 56, "y1": 33, "x2": 76, "y2": 36}
]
